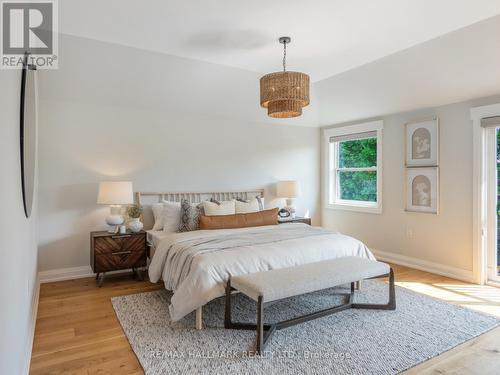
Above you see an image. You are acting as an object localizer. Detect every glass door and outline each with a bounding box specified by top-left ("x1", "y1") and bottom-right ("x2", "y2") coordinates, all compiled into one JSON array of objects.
[{"x1": 486, "y1": 127, "x2": 500, "y2": 283}]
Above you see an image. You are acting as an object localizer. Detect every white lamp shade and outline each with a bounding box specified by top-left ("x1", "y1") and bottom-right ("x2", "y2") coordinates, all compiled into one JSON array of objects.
[
  {"x1": 97, "y1": 181, "x2": 133, "y2": 205},
  {"x1": 276, "y1": 180, "x2": 301, "y2": 198}
]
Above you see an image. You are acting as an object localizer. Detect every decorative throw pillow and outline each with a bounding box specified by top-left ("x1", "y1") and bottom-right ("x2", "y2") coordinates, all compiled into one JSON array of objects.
[
  {"x1": 178, "y1": 199, "x2": 204, "y2": 232},
  {"x1": 202, "y1": 199, "x2": 236, "y2": 216},
  {"x1": 256, "y1": 196, "x2": 264, "y2": 210},
  {"x1": 235, "y1": 196, "x2": 264, "y2": 214},
  {"x1": 161, "y1": 201, "x2": 181, "y2": 233},
  {"x1": 199, "y1": 208, "x2": 279, "y2": 230}
]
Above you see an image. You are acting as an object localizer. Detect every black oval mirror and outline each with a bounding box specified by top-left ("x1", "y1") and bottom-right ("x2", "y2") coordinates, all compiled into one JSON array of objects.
[{"x1": 20, "y1": 56, "x2": 37, "y2": 218}]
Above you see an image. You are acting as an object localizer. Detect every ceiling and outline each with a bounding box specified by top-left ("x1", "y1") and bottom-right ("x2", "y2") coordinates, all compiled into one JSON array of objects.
[
  {"x1": 59, "y1": 0, "x2": 500, "y2": 82},
  {"x1": 316, "y1": 14, "x2": 500, "y2": 125}
]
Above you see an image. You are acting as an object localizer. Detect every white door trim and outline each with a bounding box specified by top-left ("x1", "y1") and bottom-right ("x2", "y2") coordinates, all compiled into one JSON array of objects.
[
  {"x1": 485, "y1": 127, "x2": 500, "y2": 283},
  {"x1": 471, "y1": 103, "x2": 500, "y2": 284}
]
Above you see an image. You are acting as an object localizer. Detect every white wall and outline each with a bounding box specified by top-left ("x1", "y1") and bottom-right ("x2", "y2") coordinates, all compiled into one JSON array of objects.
[
  {"x1": 37, "y1": 35, "x2": 320, "y2": 271},
  {"x1": 322, "y1": 94, "x2": 500, "y2": 278},
  {"x1": 0, "y1": 70, "x2": 39, "y2": 374},
  {"x1": 36, "y1": 24, "x2": 500, "y2": 278}
]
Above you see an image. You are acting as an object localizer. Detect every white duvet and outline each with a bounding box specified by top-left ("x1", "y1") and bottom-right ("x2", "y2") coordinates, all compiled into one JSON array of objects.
[{"x1": 148, "y1": 223, "x2": 375, "y2": 321}]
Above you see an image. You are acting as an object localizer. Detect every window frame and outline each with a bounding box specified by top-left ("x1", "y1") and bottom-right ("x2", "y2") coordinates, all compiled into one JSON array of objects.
[{"x1": 324, "y1": 120, "x2": 383, "y2": 214}]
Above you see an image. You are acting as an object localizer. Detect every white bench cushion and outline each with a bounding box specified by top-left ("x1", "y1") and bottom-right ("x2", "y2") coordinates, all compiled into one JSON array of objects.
[{"x1": 231, "y1": 256, "x2": 390, "y2": 303}]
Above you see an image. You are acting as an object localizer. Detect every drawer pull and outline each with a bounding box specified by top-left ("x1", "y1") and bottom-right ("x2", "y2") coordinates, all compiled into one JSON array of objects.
[
  {"x1": 111, "y1": 235, "x2": 131, "y2": 239},
  {"x1": 111, "y1": 250, "x2": 132, "y2": 256}
]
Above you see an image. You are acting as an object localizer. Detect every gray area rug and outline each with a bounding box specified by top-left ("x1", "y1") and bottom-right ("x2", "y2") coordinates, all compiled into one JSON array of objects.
[{"x1": 111, "y1": 281, "x2": 499, "y2": 375}]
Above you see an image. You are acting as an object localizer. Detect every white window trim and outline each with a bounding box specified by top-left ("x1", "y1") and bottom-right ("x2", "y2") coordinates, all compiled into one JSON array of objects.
[{"x1": 323, "y1": 120, "x2": 383, "y2": 214}]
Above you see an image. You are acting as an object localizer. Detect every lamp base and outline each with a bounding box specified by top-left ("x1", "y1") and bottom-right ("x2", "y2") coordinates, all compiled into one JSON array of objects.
[
  {"x1": 107, "y1": 225, "x2": 119, "y2": 234},
  {"x1": 105, "y1": 214, "x2": 124, "y2": 233},
  {"x1": 284, "y1": 198, "x2": 296, "y2": 219}
]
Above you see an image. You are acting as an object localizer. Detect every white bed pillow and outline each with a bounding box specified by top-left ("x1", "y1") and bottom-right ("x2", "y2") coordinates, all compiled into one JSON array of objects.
[
  {"x1": 151, "y1": 201, "x2": 181, "y2": 231},
  {"x1": 161, "y1": 200, "x2": 181, "y2": 233},
  {"x1": 151, "y1": 203, "x2": 165, "y2": 231},
  {"x1": 235, "y1": 198, "x2": 260, "y2": 214},
  {"x1": 202, "y1": 200, "x2": 235, "y2": 216}
]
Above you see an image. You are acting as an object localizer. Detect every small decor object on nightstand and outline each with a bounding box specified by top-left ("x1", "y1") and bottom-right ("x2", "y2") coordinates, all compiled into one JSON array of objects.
[
  {"x1": 278, "y1": 208, "x2": 291, "y2": 218},
  {"x1": 127, "y1": 204, "x2": 144, "y2": 233},
  {"x1": 97, "y1": 181, "x2": 134, "y2": 232},
  {"x1": 277, "y1": 180, "x2": 301, "y2": 218}
]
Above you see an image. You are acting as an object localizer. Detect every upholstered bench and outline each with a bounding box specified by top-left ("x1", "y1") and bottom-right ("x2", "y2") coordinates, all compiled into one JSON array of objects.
[{"x1": 224, "y1": 256, "x2": 395, "y2": 354}]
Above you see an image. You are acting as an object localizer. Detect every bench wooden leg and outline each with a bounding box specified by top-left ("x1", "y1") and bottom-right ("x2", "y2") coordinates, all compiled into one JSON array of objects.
[
  {"x1": 256, "y1": 296, "x2": 264, "y2": 354},
  {"x1": 355, "y1": 280, "x2": 362, "y2": 290},
  {"x1": 195, "y1": 307, "x2": 203, "y2": 330},
  {"x1": 351, "y1": 268, "x2": 396, "y2": 310},
  {"x1": 224, "y1": 278, "x2": 232, "y2": 329},
  {"x1": 225, "y1": 278, "x2": 274, "y2": 354}
]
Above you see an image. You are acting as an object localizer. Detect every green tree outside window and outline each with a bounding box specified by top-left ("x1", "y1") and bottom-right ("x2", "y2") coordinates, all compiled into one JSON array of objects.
[{"x1": 337, "y1": 138, "x2": 377, "y2": 202}]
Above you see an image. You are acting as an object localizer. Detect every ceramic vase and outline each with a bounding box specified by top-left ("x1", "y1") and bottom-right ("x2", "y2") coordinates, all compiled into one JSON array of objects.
[{"x1": 129, "y1": 218, "x2": 143, "y2": 233}]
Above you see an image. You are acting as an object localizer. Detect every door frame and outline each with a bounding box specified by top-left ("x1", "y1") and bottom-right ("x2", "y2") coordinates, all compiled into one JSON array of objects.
[
  {"x1": 485, "y1": 127, "x2": 500, "y2": 283},
  {"x1": 471, "y1": 103, "x2": 500, "y2": 285}
]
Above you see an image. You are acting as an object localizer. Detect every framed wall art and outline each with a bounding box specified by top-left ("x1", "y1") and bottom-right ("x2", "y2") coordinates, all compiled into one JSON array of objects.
[
  {"x1": 405, "y1": 118, "x2": 439, "y2": 167},
  {"x1": 405, "y1": 167, "x2": 439, "y2": 214}
]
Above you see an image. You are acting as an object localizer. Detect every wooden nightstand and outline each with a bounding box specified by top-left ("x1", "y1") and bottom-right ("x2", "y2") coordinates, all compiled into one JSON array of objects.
[
  {"x1": 278, "y1": 217, "x2": 311, "y2": 225},
  {"x1": 90, "y1": 230, "x2": 147, "y2": 287}
]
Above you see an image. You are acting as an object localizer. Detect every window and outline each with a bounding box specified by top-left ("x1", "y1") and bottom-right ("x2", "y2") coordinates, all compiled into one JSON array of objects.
[{"x1": 324, "y1": 120, "x2": 383, "y2": 213}]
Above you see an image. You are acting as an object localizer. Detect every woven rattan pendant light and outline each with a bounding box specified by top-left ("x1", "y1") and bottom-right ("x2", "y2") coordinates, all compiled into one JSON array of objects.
[{"x1": 260, "y1": 37, "x2": 310, "y2": 118}]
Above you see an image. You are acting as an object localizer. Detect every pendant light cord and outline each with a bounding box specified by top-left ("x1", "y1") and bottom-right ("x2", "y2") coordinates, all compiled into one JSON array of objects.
[{"x1": 282, "y1": 41, "x2": 287, "y2": 72}]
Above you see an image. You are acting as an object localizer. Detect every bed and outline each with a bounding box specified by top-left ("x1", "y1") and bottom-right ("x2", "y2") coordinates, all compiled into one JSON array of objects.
[{"x1": 137, "y1": 190, "x2": 376, "y2": 328}]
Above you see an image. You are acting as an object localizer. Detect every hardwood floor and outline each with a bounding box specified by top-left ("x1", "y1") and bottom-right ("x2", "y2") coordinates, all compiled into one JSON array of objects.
[
  {"x1": 30, "y1": 273, "x2": 162, "y2": 375},
  {"x1": 30, "y1": 265, "x2": 500, "y2": 374}
]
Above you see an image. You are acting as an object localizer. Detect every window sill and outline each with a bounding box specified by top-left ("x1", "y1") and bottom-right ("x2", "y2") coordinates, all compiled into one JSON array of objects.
[{"x1": 325, "y1": 202, "x2": 382, "y2": 214}]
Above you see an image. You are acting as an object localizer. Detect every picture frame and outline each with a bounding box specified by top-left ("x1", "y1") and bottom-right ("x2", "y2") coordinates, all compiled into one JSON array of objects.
[
  {"x1": 405, "y1": 167, "x2": 439, "y2": 214},
  {"x1": 405, "y1": 117, "x2": 439, "y2": 167}
]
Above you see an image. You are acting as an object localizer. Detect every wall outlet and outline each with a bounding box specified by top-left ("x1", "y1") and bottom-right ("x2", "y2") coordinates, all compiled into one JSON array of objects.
[{"x1": 406, "y1": 228, "x2": 413, "y2": 239}]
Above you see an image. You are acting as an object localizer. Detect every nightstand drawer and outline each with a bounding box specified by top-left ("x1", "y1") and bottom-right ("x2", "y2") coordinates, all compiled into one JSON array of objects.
[
  {"x1": 94, "y1": 249, "x2": 147, "y2": 273},
  {"x1": 94, "y1": 234, "x2": 145, "y2": 254}
]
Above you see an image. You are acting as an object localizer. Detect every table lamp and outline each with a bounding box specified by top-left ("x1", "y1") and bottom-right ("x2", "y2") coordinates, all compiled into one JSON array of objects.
[
  {"x1": 276, "y1": 180, "x2": 301, "y2": 218},
  {"x1": 97, "y1": 181, "x2": 134, "y2": 232}
]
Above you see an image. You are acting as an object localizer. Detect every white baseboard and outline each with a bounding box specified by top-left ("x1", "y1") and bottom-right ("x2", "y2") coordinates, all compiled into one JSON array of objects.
[
  {"x1": 39, "y1": 265, "x2": 94, "y2": 283},
  {"x1": 38, "y1": 265, "x2": 144, "y2": 283},
  {"x1": 23, "y1": 274, "x2": 40, "y2": 375},
  {"x1": 371, "y1": 249, "x2": 474, "y2": 283}
]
